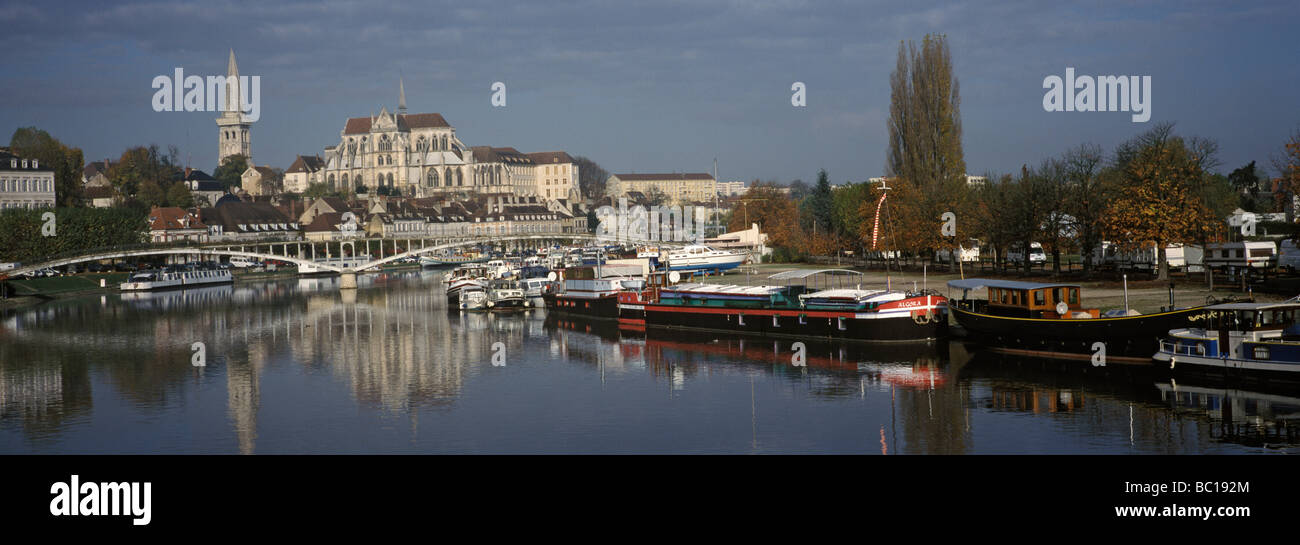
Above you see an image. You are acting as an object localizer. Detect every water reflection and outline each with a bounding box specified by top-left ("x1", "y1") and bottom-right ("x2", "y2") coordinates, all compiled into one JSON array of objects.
[{"x1": 1, "y1": 270, "x2": 1297, "y2": 453}]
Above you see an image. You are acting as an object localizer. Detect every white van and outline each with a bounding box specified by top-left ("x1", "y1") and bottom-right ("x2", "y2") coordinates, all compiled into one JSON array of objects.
[
  {"x1": 1203, "y1": 241, "x2": 1276, "y2": 269},
  {"x1": 1277, "y1": 240, "x2": 1300, "y2": 272},
  {"x1": 1007, "y1": 242, "x2": 1046, "y2": 264},
  {"x1": 228, "y1": 256, "x2": 259, "y2": 268}
]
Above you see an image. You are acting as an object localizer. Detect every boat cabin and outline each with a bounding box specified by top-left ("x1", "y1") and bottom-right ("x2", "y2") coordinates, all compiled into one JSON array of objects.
[{"x1": 948, "y1": 278, "x2": 1097, "y2": 319}]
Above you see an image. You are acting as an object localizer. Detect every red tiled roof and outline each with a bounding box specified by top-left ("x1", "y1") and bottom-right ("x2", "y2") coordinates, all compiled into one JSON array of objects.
[
  {"x1": 343, "y1": 113, "x2": 450, "y2": 134},
  {"x1": 525, "y1": 151, "x2": 573, "y2": 164},
  {"x1": 148, "y1": 206, "x2": 206, "y2": 231}
]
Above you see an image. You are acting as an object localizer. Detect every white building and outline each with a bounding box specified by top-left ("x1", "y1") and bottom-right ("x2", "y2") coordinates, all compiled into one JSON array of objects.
[
  {"x1": 0, "y1": 149, "x2": 56, "y2": 209},
  {"x1": 606, "y1": 172, "x2": 717, "y2": 206},
  {"x1": 284, "y1": 155, "x2": 324, "y2": 194},
  {"x1": 717, "y1": 180, "x2": 747, "y2": 196}
]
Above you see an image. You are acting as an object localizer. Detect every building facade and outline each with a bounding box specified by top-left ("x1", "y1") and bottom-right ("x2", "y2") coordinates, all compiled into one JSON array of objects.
[
  {"x1": 284, "y1": 155, "x2": 324, "y2": 193},
  {"x1": 316, "y1": 83, "x2": 579, "y2": 205},
  {"x1": 605, "y1": 173, "x2": 717, "y2": 206},
  {"x1": 0, "y1": 149, "x2": 56, "y2": 209}
]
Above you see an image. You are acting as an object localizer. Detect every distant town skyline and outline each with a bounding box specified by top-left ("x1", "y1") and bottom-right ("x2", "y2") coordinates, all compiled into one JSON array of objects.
[{"x1": 2, "y1": 1, "x2": 1298, "y2": 184}]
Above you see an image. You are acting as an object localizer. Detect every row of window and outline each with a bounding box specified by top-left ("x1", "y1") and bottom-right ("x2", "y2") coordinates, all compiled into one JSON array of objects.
[
  {"x1": 0, "y1": 200, "x2": 55, "y2": 209},
  {"x1": 0, "y1": 178, "x2": 54, "y2": 193}
]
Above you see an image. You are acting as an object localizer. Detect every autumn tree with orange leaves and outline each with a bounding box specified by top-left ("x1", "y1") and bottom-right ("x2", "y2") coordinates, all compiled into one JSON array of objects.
[{"x1": 1102, "y1": 124, "x2": 1221, "y2": 280}]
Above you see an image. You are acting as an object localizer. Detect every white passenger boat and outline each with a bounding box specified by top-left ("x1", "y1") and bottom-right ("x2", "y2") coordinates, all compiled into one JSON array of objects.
[
  {"x1": 120, "y1": 268, "x2": 233, "y2": 291},
  {"x1": 1154, "y1": 301, "x2": 1300, "y2": 376},
  {"x1": 663, "y1": 245, "x2": 746, "y2": 273}
]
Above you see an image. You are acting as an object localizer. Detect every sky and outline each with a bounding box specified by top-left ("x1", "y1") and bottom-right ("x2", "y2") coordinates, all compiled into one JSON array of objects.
[{"x1": 1, "y1": 0, "x2": 1297, "y2": 184}]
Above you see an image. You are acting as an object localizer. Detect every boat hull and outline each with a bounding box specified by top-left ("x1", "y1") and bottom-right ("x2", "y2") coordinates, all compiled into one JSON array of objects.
[
  {"x1": 950, "y1": 303, "x2": 1206, "y2": 360},
  {"x1": 544, "y1": 292, "x2": 622, "y2": 320},
  {"x1": 639, "y1": 301, "x2": 947, "y2": 342}
]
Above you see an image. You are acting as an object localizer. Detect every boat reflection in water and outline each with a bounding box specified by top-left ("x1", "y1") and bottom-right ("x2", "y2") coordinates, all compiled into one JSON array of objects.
[{"x1": 958, "y1": 346, "x2": 1300, "y2": 452}]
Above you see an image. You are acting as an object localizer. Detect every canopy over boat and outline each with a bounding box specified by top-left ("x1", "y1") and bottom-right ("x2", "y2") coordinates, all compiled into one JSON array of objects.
[
  {"x1": 767, "y1": 269, "x2": 863, "y2": 290},
  {"x1": 947, "y1": 278, "x2": 1081, "y2": 291}
]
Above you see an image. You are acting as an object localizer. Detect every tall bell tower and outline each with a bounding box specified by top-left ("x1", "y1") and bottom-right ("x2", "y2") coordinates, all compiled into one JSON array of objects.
[{"x1": 216, "y1": 49, "x2": 252, "y2": 166}]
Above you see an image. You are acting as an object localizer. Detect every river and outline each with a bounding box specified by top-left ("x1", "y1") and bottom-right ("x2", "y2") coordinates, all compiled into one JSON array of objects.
[{"x1": 1, "y1": 269, "x2": 1295, "y2": 454}]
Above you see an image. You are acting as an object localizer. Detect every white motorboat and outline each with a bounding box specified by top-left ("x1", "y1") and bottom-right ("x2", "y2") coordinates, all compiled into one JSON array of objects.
[{"x1": 663, "y1": 245, "x2": 746, "y2": 273}]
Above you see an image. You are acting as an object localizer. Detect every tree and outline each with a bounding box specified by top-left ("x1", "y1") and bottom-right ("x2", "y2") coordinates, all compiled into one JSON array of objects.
[
  {"x1": 881, "y1": 34, "x2": 968, "y2": 261},
  {"x1": 572, "y1": 155, "x2": 609, "y2": 201},
  {"x1": 831, "y1": 181, "x2": 872, "y2": 254},
  {"x1": 787, "y1": 179, "x2": 810, "y2": 200},
  {"x1": 137, "y1": 180, "x2": 166, "y2": 208},
  {"x1": 10, "y1": 127, "x2": 85, "y2": 207},
  {"x1": 802, "y1": 169, "x2": 834, "y2": 233},
  {"x1": 304, "y1": 182, "x2": 334, "y2": 199},
  {"x1": 108, "y1": 145, "x2": 182, "y2": 199},
  {"x1": 1060, "y1": 144, "x2": 1108, "y2": 274},
  {"x1": 0, "y1": 207, "x2": 147, "y2": 263},
  {"x1": 887, "y1": 34, "x2": 965, "y2": 195},
  {"x1": 645, "y1": 187, "x2": 669, "y2": 207},
  {"x1": 730, "y1": 182, "x2": 800, "y2": 258},
  {"x1": 1102, "y1": 124, "x2": 1218, "y2": 280},
  {"x1": 166, "y1": 182, "x2": 194, "y2": 208},
  {"x1": 213, "y1": 154, "x2": 248, "y2": 190},
  {"x1": 969, "y1": 173, "x2": 1017, "y2": 271},
  {"x1": 1228, "y1": 161, "x2": 1263, "y2": 211},
  {"x1": 1271, "y1": 126, "x2": 1300, "y2": 220}
]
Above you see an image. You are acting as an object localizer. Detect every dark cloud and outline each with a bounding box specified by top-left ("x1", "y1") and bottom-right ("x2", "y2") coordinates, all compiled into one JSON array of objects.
[{"x1": 1, "y1": 0, "x2": 1296, "y2": 181}]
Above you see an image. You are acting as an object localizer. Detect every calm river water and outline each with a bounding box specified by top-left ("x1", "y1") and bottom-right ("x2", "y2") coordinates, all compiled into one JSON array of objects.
[{"x1": 1, "y1": 269, "x2": 1296, "y2": 454}]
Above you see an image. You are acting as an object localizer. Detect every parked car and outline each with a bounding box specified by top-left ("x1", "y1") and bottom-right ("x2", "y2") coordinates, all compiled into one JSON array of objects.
[
  {"x1": 85, "y1": 263, "x2": 108, "y2": 273},
  {"x1": 114, "y1": 262, "x2": 138, "y2": 272}
]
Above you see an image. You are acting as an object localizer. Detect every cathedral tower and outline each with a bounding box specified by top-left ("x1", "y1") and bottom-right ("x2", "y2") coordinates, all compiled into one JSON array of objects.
[{"x1": 216, "y1": 49, "x2": 252, "y2": 166}]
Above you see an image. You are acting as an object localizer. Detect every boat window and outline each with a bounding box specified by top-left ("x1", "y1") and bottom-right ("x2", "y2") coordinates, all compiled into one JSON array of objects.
[
  {"x1": 1000, "y1": 289, "x2": 1008, "y2": 305},
  {"x1": 1253, "y1": 345, "x2": 1269, "y2": 360},
  {"x1": 1033, "y1": 290, "x2": 1045, "y2": 305},
  {"x1": 1069, "y1": 289, "x2": 1079, "y2": 305},
  {"x1": 1011, "y1": 290, "x2": 1019, "y2": 306},
  {"x1": 1052, "y1": 287, "x2": 1062, "y2": 305}
]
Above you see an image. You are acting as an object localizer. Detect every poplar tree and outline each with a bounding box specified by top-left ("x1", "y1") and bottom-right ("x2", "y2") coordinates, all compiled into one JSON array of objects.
[{"x1": 883, "y1": 34, "x2": 968, "y2": 255}]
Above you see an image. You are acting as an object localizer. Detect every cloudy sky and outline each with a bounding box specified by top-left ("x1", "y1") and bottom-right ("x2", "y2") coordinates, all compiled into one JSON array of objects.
[{"x1": 2, "y1": 0, "x2": 1296, "y2": 183}]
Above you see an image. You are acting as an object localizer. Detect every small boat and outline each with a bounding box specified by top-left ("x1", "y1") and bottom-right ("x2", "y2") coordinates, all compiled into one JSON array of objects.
[
  {"x1": 544, "y1": 264, "x2": 643, "y2": 319},
  {"x1": 488, "y1": 279, "x2": 529, "y2": 310},
  {"x1": 120, "y1": 267, "x2": 233, "y2": 291},
  {"x1": 948, "y1": 278, "x2": 1206, "y2": 363},
  {"x1": 458, "y1": 285, "x2": 490, "y2": 311},
  {"x1": 1154, "y1": 300, "x2": 1300, "y2": 377},
  {"x1": 663, "y1": 245, "x2": 746, "y2": 274},
  {"x1": 444, "y1": 264, "x2": 490, "y2": 305},
  {"x1": 522, "y1": 276, "x2": 554, "y2": 307}
]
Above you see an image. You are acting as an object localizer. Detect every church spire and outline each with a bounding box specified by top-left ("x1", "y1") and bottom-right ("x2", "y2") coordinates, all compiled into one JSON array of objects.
[
  {"x1": 398, "y1": 77, "x2": 407, "y2": 114},
  {"x1": 224, "y1": 49, "x2": 241, "y2": 116}
]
